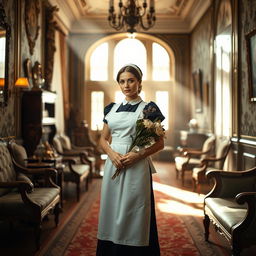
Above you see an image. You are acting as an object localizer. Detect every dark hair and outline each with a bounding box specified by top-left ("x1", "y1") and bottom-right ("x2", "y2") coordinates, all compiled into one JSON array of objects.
[{"x1": 116, "y1": 64, "x2": 143, "y2": 83}]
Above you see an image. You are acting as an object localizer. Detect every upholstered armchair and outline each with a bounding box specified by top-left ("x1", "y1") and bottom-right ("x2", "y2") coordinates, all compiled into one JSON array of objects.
[
  {"x1": 0, "y1": 141, "x2": 61, "y2": 250},
  {"x1": 174, "y1": 135, "x2": 215, "y2": 186},
  {"x1": 8, "y1": 141, "x2": 65, "y2": 205},
  {"x1": 8, "y1": 140, "x2": 55, "y2": 169},
  {"x1": 192, "y1": 139, "x2": 231, "y2": 194},
  {"x1": 58, "y1": 133, "x2": 97, "y2": 177},
  {"x1": 53, "y1": 136, "x2": 90, "y2": 201}
]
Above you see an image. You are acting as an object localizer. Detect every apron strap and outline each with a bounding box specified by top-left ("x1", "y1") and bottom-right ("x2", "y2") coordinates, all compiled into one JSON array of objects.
[{"x1": 134, "y1": 101, "x2": 147, "y2": 120}]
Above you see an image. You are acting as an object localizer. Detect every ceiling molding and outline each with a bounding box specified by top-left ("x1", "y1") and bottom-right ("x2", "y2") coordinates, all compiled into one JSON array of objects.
[
  {"x1": 71, "y1": 18, "x2": 193, "y2": 34},
  {"x1": 49, "y1": 0, "x2": 75, "y2": 30},
  {"x1": 186, "y1": 0, "x2": 212, "y2": 31},
  {"x1": 49, "y1": 0, "x2": 213, "y2": 34}
]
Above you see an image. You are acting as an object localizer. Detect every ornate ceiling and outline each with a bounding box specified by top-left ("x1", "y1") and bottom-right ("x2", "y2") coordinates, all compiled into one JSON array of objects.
[{"x1": 50, "y1": 0, "x2": 212, "y2": 33}]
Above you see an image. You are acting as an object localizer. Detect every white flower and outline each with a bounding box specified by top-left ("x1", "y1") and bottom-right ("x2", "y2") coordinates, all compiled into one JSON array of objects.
[
  {"x1": 154, "y1": 122, "x2": 165, "y2": 136},
  {"x1": 143, "y1": 119, "x2": 154, "y2": 129}
]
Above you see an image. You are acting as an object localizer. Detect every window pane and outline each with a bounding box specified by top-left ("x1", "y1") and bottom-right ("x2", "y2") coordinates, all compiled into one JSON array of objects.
[
  {"x1": 114, "y1": 38, "x2": 147, "y2": 80},
  {"x1": 91, "y1": 91, "x2": 104, "y2": 130},
  {"x1": 0, "y1": 37, "x2": 6, "y2": 77},
  {"x1": 156, "y1": 91, "x2": 169, "y2": 130},
  {"x1": 152, "y1": 43, "x2": 170, "y2": 81},
  {"x1": 90, "y1": 43, "x2": 108, "y2": 81},
  {"x1": 215, "y1": 34, "x2": 232, "y2": 137}
]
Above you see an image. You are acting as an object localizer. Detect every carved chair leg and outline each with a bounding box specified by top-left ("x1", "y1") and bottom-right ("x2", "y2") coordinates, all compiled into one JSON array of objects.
[
  {"x1": 175, "y1": 168, "x2": 179, "y2": 179},
  {"x1": 197, "y1": 184, "x2": 201, "y2": 195},
  {"x1": 232, "y1": 234, "x2": 241, "y2": 256},
  {"x1": 203, "y1": 214, "x2": 210, "y2": 241},
  {"x1": 76, "y1": 181, "x2": 81, "y2": 201},
  {"x1": 85, "y1": 178, "x2": 89, "y2": 191},
  {"x1": 181, "y1": 170, "x2": 185, "y2": 186},
  {"x1": 192, "y1": 178, "x2": 196, "y2": 191},
  {"x1": 34, "y1": 223, "x2": 42, "y2": 251},
  {"x1": 54, "y1": 203, "x2": 61, "y2": 227},
  {"x1": 231, "y1": 243, "x2": 241, "y2": 256}
]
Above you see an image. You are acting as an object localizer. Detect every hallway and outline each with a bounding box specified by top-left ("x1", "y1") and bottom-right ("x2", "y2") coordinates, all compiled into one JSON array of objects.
[{"x1": 0, "y1": 161, "x2": 234, "y2": 256}]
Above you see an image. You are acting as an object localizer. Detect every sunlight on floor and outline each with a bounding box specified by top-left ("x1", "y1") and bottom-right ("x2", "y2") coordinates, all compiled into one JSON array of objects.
[{"x1": 153, "y1": 181, "x2": 204, "y2": 217}]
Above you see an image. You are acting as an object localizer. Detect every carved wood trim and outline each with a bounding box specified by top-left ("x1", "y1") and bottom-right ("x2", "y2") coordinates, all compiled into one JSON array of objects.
[
  {"x1": 44, "y1": 4, "x2": 58, "y2": 90},
  {"x1": 0, "y1": 3, "x2": 11, "y2": 107},
  {"x1": 24, "y1": 0, "x2": 40, "y2": 55}
]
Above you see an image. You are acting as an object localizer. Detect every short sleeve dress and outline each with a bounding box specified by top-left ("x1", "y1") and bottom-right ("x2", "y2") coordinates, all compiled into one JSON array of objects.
[{"x1": 96, "y1": 96, "x2": 165, "y2": 256}]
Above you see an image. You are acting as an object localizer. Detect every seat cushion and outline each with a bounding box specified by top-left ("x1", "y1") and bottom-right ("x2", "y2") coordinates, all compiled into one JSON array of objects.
[
  {"x1": 64, "y1": 164, "x2": 90, "y2": 182},
  {"x1": 88, "y1": 156, "x2": 96, "y2": 163},
  {"x1": 205, "y1": 197, "x2": 247, "y2": 233},
  {"x1": 0, "y1": 187, "x2": 60, "y2": 218},
  {"x1": 175, "y1": 156, "x2": 201, "y2": 171}
]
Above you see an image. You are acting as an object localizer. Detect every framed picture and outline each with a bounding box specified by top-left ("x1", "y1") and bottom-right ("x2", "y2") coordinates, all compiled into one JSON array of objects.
[
  {"x1": 192, "y1": 69, "x2": 203, "y2": 113},
  {"x1": 245, "y1": 29, "x2": 256, "y2": 102}
]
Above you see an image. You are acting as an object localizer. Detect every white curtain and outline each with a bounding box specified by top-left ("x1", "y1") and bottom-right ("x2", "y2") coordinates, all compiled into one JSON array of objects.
[{"x1": 51, "y1": 31, "x2": 65, "y2": 134}]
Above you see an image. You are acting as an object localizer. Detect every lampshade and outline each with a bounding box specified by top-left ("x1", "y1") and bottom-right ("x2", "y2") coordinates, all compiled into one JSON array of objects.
[
  {"x1": 0, "y1": 78, "x2": 5, "y2": 87},
  {"x1": 15, "y1": 77, "x2": 30, "y2": 88}
]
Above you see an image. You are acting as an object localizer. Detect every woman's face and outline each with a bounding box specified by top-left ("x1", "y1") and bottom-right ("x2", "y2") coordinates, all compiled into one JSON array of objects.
[{"x1": 118, "y1": 71, "x2": 141, "y2": 101}]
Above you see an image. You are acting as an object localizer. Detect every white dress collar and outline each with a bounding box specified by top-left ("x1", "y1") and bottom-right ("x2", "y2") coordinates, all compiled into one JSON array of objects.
[{"x1": 122, "y1": 96, "x2": 142, "y2": 105}]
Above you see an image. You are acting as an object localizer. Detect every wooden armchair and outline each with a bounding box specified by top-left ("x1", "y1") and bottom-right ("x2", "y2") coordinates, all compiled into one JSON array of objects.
[
  {"x1": 204, "y1": 167, "x2": 256, "y2": 256},
  {"x1": 192, "y1": 139, "x2": 231, "y2": 193},
  {"x1": 0, "y1": 141, "x2": 61, "y2": 250},
  {"x1": 52, "y1": 136, "x2": 91, "y2": 201},
  {"x1": 174, "y1": 135, "x2": 216, "y2": 186},
  {"x1": 58, "y1": 133, "x2": 97, "y2": 177}
]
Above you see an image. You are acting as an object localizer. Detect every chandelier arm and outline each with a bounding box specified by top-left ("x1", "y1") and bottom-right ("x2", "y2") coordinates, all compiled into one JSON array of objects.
[
  {"x1": 109, "y1": 15, "x2": 125, "y2": 31},
  {"x1": 108, "y1": 0, "x2": 156, "y2": 33},
  {"x1": 138, "y1": 5, "x2": 147, "y2": 17},
  {"x1": 139, "y1": 14, "x2": 155, "y2": 30}
]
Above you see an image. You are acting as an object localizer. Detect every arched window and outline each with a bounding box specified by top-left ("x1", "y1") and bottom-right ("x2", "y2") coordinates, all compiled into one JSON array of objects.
[
  {"x1": 85, "y1": 33, "x2": 175, "y2": 133},
  {"x1": 114, "y1": 38, "x2": 147, "y2": 79},
  {"x1": 90, "y1": 42, "x2": 108, "y2": 81},
  {"x1": 152, "y1": 43, "x2": 170, "y2": 81}
]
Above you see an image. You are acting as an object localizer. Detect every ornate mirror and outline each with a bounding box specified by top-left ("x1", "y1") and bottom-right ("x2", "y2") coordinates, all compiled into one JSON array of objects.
[{"x1": 0, "y1": 3, "x2": 11, "y2": 107}]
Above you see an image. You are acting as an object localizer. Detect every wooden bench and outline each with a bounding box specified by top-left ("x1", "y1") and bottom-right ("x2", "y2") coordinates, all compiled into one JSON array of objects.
[{"x1": 204, "y1": 167, "x2": 256, "y2": 256}]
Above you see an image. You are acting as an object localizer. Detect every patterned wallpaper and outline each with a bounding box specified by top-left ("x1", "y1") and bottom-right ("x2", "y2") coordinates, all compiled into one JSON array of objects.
[
  {"x1": 190, "y1": 7, "x2": 213, "y2": 132},
  {"x1": 0, "y1": 0, "x2": 16, "y2": 137},
  {"x1": 240, "y1": 0, "x2": 256, "y2": 137},
  {"x1": 0, "y1": 0, "x2": 43, "y2": 138}
]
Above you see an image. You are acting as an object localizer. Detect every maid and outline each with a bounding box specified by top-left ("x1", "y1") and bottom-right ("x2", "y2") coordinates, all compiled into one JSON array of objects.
[{"x1": 96, "y1": 64, "x2": 165, "y2": 256}]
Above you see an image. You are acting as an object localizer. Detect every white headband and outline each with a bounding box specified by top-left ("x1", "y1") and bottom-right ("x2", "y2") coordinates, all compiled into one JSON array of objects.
[{"x1": 123, "y1": 63, "x2": 143, "y2": 77}]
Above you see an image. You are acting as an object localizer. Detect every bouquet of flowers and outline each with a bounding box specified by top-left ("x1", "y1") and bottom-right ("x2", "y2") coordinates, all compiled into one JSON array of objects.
[{"x1": 111, "y1": 103, "x2": 165, "y2": 180}]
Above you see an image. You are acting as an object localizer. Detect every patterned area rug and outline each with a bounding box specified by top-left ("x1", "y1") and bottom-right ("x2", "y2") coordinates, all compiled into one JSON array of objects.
[{"x1": 39, "y1": 176, "x2": 228, "y2": 256}]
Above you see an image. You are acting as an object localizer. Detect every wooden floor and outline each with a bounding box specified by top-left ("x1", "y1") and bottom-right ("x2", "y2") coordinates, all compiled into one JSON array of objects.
[{"x1": 0, "y1": 161, "x2": 236, "y2": 256}]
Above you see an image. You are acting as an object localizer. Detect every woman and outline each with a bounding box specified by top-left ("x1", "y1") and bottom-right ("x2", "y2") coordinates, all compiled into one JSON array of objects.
[{"x1": 96, "y1": 64, "x2": 165, "y2": 256}]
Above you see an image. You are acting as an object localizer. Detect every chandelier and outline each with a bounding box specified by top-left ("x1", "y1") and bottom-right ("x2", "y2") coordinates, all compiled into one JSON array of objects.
[{"x1": 108, "y1": 0, "x2": 156, "y2": 33}]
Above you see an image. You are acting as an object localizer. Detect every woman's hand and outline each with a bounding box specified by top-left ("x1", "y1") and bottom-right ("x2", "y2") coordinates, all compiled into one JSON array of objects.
[
  {"x1": 109, "y1": 151, "x2": 125, "y2": 170},
  {"x1": 120, "y1": 151, "x2": 141, "y2": 168}
]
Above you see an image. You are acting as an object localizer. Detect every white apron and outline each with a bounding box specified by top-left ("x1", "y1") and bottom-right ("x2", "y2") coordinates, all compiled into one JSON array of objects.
[{"x1": 97, "y1": 101, "x2": 156, "y2": 246}]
